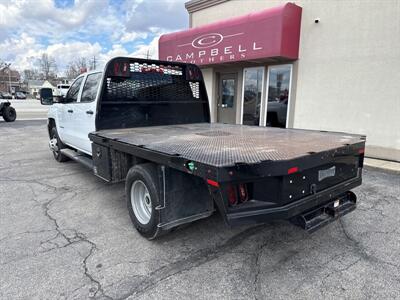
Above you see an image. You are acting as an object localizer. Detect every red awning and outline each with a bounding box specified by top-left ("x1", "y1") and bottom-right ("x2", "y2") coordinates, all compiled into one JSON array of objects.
[{"x1": 159, "y1": 3, "x2": 302, "y2": 66}]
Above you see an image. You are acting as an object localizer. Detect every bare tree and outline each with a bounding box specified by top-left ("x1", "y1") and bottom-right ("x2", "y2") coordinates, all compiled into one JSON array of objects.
[
  {"x1": 0, "y1": 59, "x2": 6, "y2": 70},
  {"x1": 75, "y1": 57, "x2": 88, "y2": 73},
  {"x1": 22, "y1": 69, "x2": 41, "y2": 81},
  {"x1": 65, "y1": 57, "x2": 89, "y2": 79},
  {"x1": 38, "y1": 53, "x2": 57, "y2": 80},
  {"x1": 65, "y1": 63, "x2": 79, "y2": 80}
]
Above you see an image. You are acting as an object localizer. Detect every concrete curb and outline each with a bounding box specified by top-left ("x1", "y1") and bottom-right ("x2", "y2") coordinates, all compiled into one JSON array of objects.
[{"x1": 364, "y1": 158, "x2": 400, "y2": 175}]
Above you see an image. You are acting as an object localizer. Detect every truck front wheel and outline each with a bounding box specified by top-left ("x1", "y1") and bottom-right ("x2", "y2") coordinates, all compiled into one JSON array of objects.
[
  {"x1": 50, "y1": 127, "x2": 69, "y2": 162},
  {"x1": 126, "y1": 163, "x2": 163, "y2": 240}
]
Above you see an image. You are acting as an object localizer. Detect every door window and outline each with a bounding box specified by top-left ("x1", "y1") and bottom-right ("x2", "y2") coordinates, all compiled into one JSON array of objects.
[
  {"x1": 221, "y1": 79, "x2": 235, "y2": 108},
  {"x1": 242, "y1": 67, "x2": 264, "y2": 125},
  {"x1": 65, "y1": 77, "x2": 83, "y2": 103},
  {"x1": 266, "y1": 65, "x2": 292, "y2": 128},
  {"x1": 81, "y1": 73, "x2": 102, "y2": 103}
]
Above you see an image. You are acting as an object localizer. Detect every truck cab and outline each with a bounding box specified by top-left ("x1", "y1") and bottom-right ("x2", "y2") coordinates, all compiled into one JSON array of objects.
[{"x1": 48, "y1": 71, "x2": 102, "y2": 155}]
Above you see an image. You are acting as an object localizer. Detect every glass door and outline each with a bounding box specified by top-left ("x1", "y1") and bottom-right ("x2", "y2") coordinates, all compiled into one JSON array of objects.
[
  {"x1": 217, "y1": 74, "x2": 237, "y2": 124},
  {"x1": 264, "y1": 65, "x2": 292, "y2": 128},
  {"x1": 241, "y1": 67, "x2": 264, "y2": 126}
]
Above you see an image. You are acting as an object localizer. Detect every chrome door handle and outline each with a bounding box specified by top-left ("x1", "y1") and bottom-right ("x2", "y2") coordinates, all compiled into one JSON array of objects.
[{"x1": 86, "y1": 110, "x2": 94, "y2": 115}]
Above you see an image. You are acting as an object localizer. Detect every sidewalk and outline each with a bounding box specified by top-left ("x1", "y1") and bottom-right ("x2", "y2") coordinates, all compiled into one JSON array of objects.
[{"x1": 364, "y1": 157, "x2": 400, "y2": 174}]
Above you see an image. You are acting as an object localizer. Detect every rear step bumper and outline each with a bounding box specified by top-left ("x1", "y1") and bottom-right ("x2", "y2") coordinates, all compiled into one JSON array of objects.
[
  {"x1": 289, "y1": 191, "x2": 356, "y2": 233},
  {"x1": 226, "y1": 175, "x2": 361, "y2": 227}
]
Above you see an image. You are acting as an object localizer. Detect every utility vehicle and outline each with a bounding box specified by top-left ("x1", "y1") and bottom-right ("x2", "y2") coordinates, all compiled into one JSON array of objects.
[
  {"x1": 0, "y1": 101, "x2": 17, "y2": 122},
  {"x1": 40, "y1": 57, "x2": 365, "y2": 239}
]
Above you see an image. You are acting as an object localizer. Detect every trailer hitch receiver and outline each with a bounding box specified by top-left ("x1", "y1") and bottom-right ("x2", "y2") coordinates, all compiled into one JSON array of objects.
[{"x1": 290, "y1": 191, "x2": 357, "y2": 233}]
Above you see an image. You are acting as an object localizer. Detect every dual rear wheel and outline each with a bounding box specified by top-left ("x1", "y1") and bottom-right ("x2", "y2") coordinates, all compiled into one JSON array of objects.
[{"x1": 126, "y1": 163, "x2": 163, "y2": 240}]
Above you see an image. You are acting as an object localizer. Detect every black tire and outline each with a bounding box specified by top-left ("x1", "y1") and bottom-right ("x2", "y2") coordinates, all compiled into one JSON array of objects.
[
  {"x1": 2, "y1": 106, "x2": 16, "y2": 122},
  {"x1": 50, "y1": 127, "x2": 69, "y2": 162},
  {"x1": 126, "y1": 163, "x2": 164, "y2": 240}
]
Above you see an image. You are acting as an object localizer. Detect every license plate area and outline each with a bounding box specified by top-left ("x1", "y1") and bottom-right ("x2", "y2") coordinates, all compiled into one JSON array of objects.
[
  {"x1": 282, "y1": 156, "x2": 358, "y2": 204},
  {"x1": 318, "y1": 166, "x2": 336, "y2": 181}
]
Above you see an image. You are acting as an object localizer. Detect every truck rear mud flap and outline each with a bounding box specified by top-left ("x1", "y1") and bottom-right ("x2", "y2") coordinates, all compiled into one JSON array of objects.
[{"x1": 290, "y1": 191, "x2": 357, "y2": 233}]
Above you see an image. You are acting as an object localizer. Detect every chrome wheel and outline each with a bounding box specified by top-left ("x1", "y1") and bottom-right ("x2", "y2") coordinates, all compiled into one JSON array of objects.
[
  {"x1": 131, "y1": 180, "x2": 152, "y2": 225},
  {"x1": 49, "y1": 137, "x2": 59, "y2": 153}
]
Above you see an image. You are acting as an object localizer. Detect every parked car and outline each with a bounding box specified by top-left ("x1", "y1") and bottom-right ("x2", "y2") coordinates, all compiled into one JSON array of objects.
[
  {"x1": 0, "y1": 92, "x2": 12, "y2": 99},
  {"x1": 15, "y1": 92, "x2": 27, "y2": 99},
  {"x1": 56, "y1": 84, "x2": 70, "y2": 97}
]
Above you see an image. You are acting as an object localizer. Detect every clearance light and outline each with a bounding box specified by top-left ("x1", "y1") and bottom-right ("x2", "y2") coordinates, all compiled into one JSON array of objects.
[
  {"x1": 288, "y1": 167, "x2": 299, "y2": 174},
  {"x1": 206, "y1": 179, "x2": 219, "y2": 188},
  {"x1": 358, "y1": 148, "x2": 365, "y2": 154}
]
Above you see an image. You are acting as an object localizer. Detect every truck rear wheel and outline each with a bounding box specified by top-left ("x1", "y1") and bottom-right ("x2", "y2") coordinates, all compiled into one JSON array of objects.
[
  {"x1": 50, "y1": 127, "x2": 69, "y2": 162},
  {"x1": 2, "y1": 106, "x2": 16, "y2": 122},
  {"x1": 126, "y1": 163, "x2": 163, "y2": 240}
]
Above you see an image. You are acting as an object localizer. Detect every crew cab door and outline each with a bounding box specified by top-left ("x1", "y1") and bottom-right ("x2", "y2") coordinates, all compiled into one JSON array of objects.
[
  {"x1": 72, "y1": 72, "x2": 102, "y2": 155},
  {"x1": 60, "y1": 76, "x2": 84, "y2": 145}
]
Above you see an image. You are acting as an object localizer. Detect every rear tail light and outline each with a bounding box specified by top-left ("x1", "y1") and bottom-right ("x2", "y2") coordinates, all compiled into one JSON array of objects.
[
  {"x1": 227, "y1": 185, "x2": 238, "y2": 206},
  {"x1": 238, "y1": 183, "x2": 249, "y2": 203},
  {"x1": 227, "y1": 183, "x2": 250, "y2": 206}
]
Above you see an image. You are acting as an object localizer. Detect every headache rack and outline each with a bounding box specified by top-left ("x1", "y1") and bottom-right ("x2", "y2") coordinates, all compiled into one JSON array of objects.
[{"x1": 96, "y1": 57, "x2": 210, "y2": 130}]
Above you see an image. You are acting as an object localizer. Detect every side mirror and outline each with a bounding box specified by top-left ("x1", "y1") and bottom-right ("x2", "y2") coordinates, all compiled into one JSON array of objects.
[{"x1": 40, "y1": 88, "x2": 53, "y2": 105}]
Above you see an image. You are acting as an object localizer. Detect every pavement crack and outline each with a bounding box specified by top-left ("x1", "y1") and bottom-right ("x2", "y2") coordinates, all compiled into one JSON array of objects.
[
  {"x1": 339, "y1": 219, "x2": 399, "y2": 269},
  {"x1": 251, "y1": 242, "x2": 267, "y2": 300},
  {"x1": 82, "y1": 238, "x2": 113, "y2": 300},
  {"x1": 116, "y1": 224, "x2": 267, "y2": 299}
]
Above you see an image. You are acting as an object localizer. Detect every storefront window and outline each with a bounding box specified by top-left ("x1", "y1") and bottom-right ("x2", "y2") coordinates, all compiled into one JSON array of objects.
[
  {"x1": 242, "y1": 67, "x2": 264, "y2": 125},
  {"x1": 266, "y1": 65, "x2": 291, "y2": 128}
]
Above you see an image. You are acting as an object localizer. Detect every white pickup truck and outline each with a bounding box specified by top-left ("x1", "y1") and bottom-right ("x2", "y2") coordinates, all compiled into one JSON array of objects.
[
  {"x1": 46, "y1": 71, "x2": 101, "y2": 157},
  {"x1": 40, "y1": 57, "x2": 365, "y2": 239}
]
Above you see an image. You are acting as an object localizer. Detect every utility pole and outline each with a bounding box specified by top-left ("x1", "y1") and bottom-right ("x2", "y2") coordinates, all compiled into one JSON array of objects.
[{"x1": 91, "y1": 55, "x2": 97, "y2": 70}]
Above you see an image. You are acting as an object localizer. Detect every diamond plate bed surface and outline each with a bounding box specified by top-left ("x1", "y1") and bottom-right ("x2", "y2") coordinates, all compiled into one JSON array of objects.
[{"x1": 94, "y1": 123, "x2": 364, "y2": 167}]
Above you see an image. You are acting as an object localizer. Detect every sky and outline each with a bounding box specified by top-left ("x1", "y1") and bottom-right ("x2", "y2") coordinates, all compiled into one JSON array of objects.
[{"x1": 0, "y1": 0, "x2": 188, "y2": 75}]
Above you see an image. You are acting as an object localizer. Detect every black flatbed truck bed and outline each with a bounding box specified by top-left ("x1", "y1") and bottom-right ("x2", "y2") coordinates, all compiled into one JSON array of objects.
[
  {"x1": 90, "y1": 122, "x2": 365, "y2": 180},
  {"x1": 76, "y1": 57, "x2": 366, "y2": 239},
  {"x1": 89, "y1": 122, "x2": 365, "y2": 234}
]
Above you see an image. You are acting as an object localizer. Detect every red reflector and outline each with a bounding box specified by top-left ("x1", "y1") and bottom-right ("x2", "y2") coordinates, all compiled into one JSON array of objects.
[
  {"x1": 288, "y1": 167, "x2": 299, "y2": 174},
  {"x1": 358, "y1": 148, "x2": 365, "y2": 154},
  {"x1": 227, "y1": 185, "x2": 238, "y2": 206},
  {"x1": 206, "y1": 179, "x2": 219, "y2": 187}
]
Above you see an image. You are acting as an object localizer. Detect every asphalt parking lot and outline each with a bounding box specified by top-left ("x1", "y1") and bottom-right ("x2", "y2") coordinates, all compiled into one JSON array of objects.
[{"x1": 1, "y1": 120, "x2": 399, "y2": 300}]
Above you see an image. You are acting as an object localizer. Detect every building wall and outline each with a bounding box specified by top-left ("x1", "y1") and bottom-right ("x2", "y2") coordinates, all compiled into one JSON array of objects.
[
  {"x1": 189, "y1": 0, "x2": 400, "y2": 161},
  {"x1": 201, "y1": 68, "x2": 216, "y2": 121}
]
